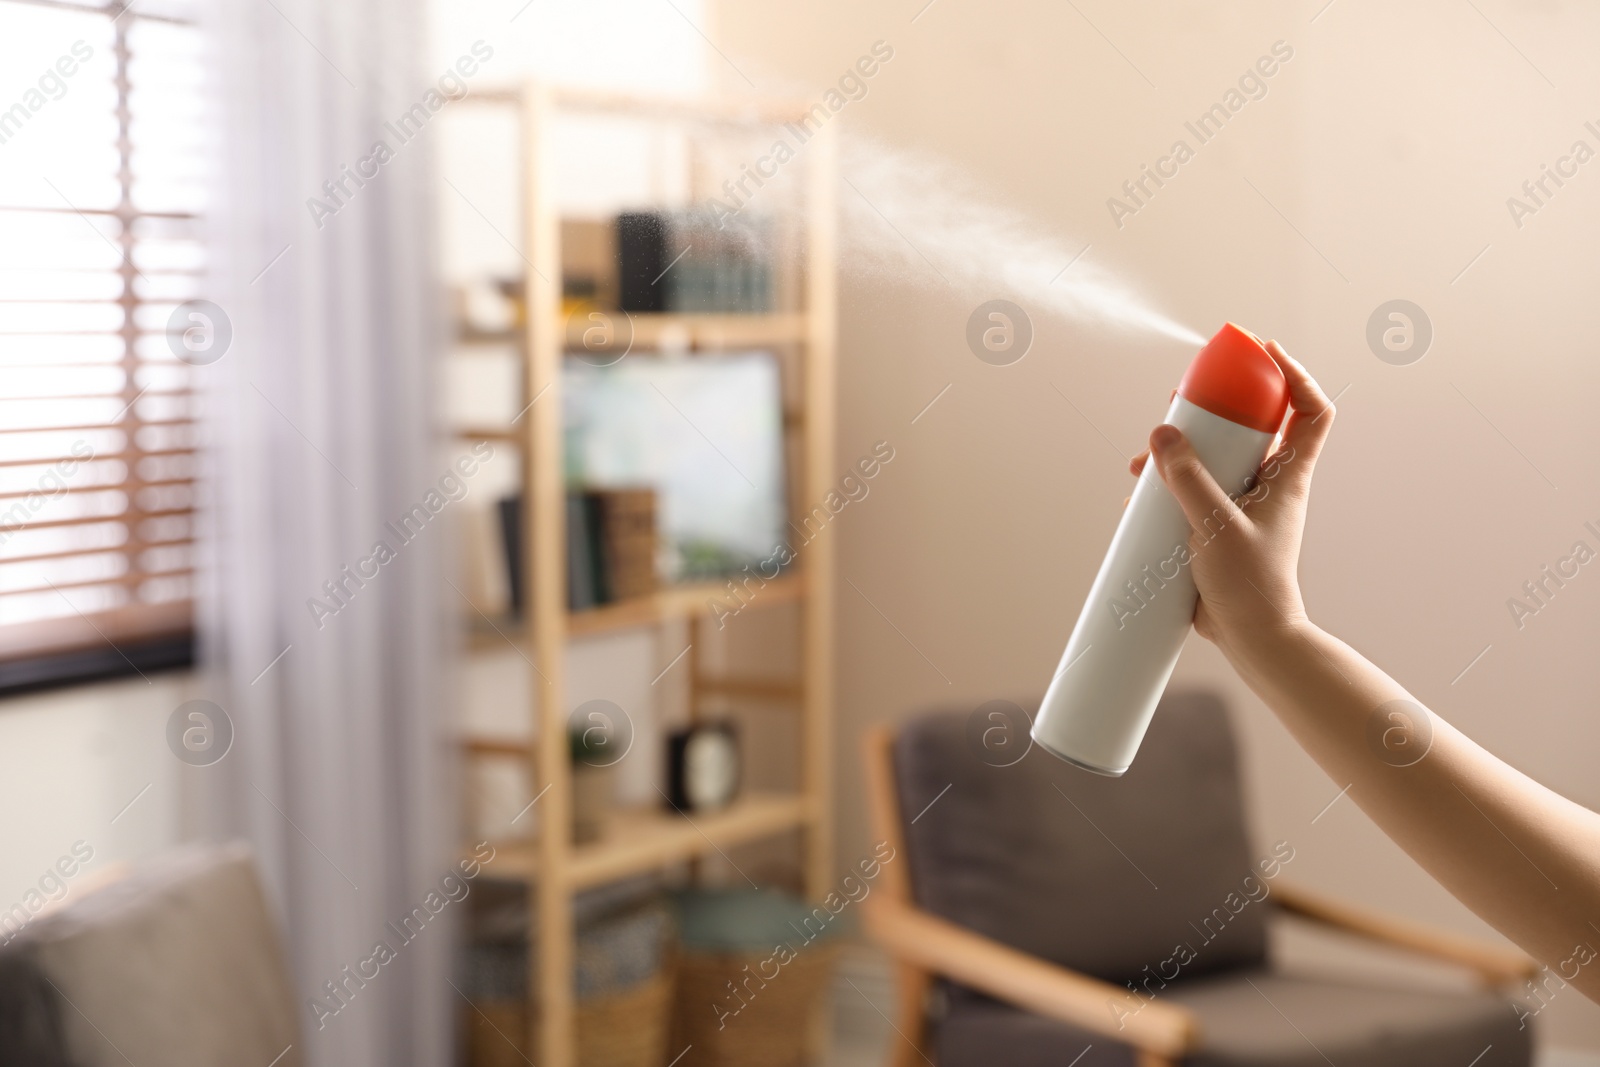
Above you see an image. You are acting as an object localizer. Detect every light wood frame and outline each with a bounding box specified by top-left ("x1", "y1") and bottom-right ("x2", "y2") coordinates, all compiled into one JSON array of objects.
[{"x1": 861, "y1": 725, "x2": 1538, "y2": 1067}]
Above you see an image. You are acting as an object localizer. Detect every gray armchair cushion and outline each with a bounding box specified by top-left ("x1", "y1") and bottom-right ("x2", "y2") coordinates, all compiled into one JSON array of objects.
[
  {"x1": 936, "y1": 970, "x2": 1531, "y2": 1067},
  {"x1": 895, "y1": 690, "x2": 1267, "y2": 985},
  {"x1": 16, "y1": 843, "x2": 301, "y2": 1067}
]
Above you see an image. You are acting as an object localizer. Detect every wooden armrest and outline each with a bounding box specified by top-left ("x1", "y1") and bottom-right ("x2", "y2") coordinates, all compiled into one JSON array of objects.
[
  {"x1": 1270, "y1": 879, "x2": 1538, "y2": 986},
  {"x1": 864, "y1": 899, "x2": 1200, "y2": 1058}
]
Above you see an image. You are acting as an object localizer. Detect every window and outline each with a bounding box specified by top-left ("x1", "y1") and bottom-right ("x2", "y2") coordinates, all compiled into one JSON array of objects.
[{"x1": 0, "y1": 0, "x2": 202, "y2": 688}]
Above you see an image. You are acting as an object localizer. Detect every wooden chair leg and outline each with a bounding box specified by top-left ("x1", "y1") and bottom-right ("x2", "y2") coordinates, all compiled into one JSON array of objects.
[{"x1": 891, "y1": 963, "x2": 933, "y2": 1067}]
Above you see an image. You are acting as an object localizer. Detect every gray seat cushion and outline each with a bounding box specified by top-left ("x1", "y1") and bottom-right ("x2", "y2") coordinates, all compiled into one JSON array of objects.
[
  {"x1": 895, "y1": 690, "x2": 1267, "y2": 984},
  {"x1": 936, "y1": 970, "x2": 1531, "y2": 1067}
]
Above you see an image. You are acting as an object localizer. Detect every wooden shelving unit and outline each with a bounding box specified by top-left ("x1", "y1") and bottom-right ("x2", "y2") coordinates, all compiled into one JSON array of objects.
[{"x1": 451, "y1": 84, "x2": 837, "y2": 1067}]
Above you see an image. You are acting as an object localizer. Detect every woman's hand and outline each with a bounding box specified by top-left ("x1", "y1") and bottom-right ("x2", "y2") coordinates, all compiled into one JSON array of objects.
[
  {"x1": 1121, "y1": 343, "x2": 1600, "y2": 1001},
  {"x1": 1127, "y1": 341, "x2": 1336, "y2": 665}
]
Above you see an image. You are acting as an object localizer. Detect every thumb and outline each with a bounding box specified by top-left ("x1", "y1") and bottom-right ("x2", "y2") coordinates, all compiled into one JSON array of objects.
[{"x1": 1149, "y1": 424, "x2": 1244, "y2": 534}]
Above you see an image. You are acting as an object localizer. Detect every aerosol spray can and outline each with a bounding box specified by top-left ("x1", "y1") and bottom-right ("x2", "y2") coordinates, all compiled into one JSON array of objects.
[{"x1": 1031, "y1": 323, "x2": 1289, "y2": 775}]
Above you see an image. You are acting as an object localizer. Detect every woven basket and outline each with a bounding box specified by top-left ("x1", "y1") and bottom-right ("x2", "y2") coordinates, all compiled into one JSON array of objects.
[
  {"x1": 670, "y1": 942, "x2": 838, "y2": 1067},
  {"x1": 465, "y1": 971, "x2": 673, "y2": 1067}
]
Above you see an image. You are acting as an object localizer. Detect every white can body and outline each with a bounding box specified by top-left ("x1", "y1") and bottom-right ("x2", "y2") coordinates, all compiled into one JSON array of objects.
[{"x1": 1031, "y1": 396, "x2": 1276, "y2": 775}]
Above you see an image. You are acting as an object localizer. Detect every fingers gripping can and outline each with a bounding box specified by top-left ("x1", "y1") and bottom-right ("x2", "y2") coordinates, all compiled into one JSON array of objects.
[{"x1": 1031, "y1": 324, "x2": 1290, "y2": 775}]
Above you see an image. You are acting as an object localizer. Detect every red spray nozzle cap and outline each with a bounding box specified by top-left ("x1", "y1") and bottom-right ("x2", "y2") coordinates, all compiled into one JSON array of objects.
[{"x1": 1177, "y1": 323, "x2": 1289, "y2": 434}]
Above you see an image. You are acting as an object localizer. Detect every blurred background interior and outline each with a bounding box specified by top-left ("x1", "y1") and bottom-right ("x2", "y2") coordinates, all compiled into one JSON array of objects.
[{"x1": 0, "y1": 0, "x2": 1597, "y2": 1065}]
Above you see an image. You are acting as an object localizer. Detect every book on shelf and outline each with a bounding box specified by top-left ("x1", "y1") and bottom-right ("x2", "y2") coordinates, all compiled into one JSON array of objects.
[
  {"x1": 609, "y1": 210, "x2": 775, "y2": 315},
  {"x1": 615, "y1": 213, "x2": 667, "y2": 314},
  {"x1": 594, "y1": 489, "x2": 657, "y2": 601},
  {"x1": 495, "y1": 495, "x2": 525, "y2": 617},
  {"x1": 497, "y1": 488, "x2": 658, "y2": 615}
]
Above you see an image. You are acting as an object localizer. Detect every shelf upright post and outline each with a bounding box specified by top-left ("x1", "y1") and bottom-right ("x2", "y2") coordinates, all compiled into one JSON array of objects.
[
  {"x1": 523, "y1": 80, "x2": 576, "y2": 1067},
  {"x1": 801, "y1": 120, "x2": 838, "y2": 901}
]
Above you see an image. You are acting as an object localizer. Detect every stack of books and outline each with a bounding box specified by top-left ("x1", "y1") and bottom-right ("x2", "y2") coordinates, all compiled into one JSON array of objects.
[{"x1": 498, "y1": 488, "x2": 658, "y2": 614}]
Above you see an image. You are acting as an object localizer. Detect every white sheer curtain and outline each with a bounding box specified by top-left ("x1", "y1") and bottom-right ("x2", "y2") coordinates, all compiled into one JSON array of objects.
[{"x1": 199, "y1": 0, "x2": 453, "y2": 1064}]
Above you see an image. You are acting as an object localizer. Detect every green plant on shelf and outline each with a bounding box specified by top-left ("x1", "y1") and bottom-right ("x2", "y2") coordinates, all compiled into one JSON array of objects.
[
  {"x1": 675, "y1": 540, "x2": 763, "y2": 582},
  {"x1": 570, "y1": 724, "x2": 622, "y2": 767}
]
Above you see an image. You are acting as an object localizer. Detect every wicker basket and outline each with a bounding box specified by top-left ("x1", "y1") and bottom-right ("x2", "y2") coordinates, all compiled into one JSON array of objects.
[
  {"x1": 670, "y1": 942, "x2": 838, "y2": 1067},
  {"x1": 465, "y1": 971, "x2": 673, "y2": 1067}
]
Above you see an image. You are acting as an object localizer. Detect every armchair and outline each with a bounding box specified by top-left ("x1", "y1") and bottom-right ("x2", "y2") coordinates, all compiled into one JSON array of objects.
[{"x1": 862, "y1": 691, "x2": 1538, "y2": 1067}]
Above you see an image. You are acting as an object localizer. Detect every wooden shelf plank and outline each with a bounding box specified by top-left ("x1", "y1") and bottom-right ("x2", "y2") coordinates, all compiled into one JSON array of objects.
[
  {"x1": 477, "y1": 791, "x2": 811, "y2": 890},
  {"x1": 463, "y1": 615, "x2": 526, "y2": 653},
  {"x1": 449, "y1": 325, "x2": 527, "y2": 347},
  {"x1": 570, "y1": 572, "x2": 802, "y2": 636},
  {"x1": 451, "y1": 425, "x2": 525, "y2": 443},
  {"x1": 452, "y1": 406, "x2": 800, "y2": 446},
  {"x1": 566, "y1": 311, "x2": 808, "y2": 352},
  {"x1": 465, "y1": 573, "x2": 804, "y2": 650},
  {"x1": 456, "y1": 325, "x2": 522, "y2": 345},
  {"x1": 461, "y1": 737, "x2": 534, "y2": 758},
  {"x1": 453, "y1": 313, "x2": 808, "y2": 351}
]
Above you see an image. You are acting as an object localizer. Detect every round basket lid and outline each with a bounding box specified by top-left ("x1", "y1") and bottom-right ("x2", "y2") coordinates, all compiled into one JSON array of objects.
[{"x1": 671, "y1": 888, "x2": 837, "y2": 953}]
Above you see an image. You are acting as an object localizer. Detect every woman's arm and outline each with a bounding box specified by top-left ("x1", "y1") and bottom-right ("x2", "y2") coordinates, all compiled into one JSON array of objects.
[{"x1": 1140, "y1": 342, "x2": 1600, "y2": 1000}]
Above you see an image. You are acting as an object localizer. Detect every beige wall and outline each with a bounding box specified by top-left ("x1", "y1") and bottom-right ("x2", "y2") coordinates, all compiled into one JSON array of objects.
[
  {"x1": 712, "y1": 0, "x2": 1600, "y2": 1048},
  {"x1": 0, "y1": 672, "x2": 195, "y2": 920}
]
